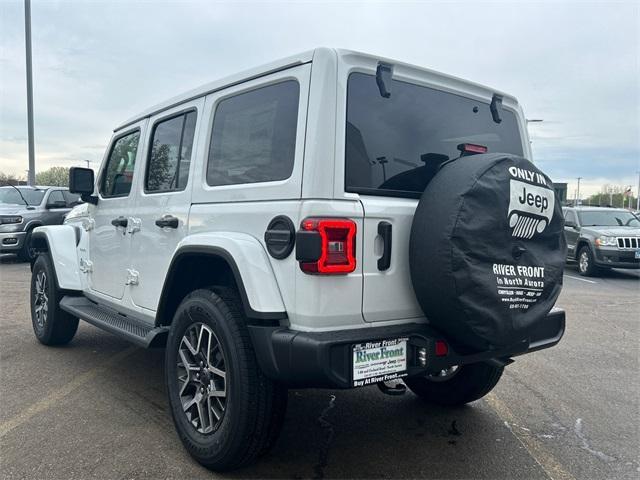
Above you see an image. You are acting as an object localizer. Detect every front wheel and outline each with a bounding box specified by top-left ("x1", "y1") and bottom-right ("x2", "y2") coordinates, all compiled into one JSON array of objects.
[
  {"x1": 165, "y1": 288, "x2": 287, "y2": 471},
  {"x1": 30, "y1": 254, "x2": 79, "y2": 345},
  {"x1": 404, "y1": 362, "x2": 503, "y2": 406},
  {"x1": 578, "y1": 245, "x2": 599, "y2": 277}
]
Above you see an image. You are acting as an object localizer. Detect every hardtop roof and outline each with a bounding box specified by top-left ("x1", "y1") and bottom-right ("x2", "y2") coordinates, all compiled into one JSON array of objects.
[{"x1": 115, "y1": 47, "x2": 518, "y2": 132}]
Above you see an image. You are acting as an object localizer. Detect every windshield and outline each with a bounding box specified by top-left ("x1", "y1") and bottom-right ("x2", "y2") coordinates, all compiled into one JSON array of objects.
[
  {"x1": 345, "y1": 73, "x2": 525, "y2": 196},
  {"x1": 578, "y1": 210, "x2": 640, "y2": 227},
  {"x1": 0, "y1": 187, "x2": 46, "y2": 206}
]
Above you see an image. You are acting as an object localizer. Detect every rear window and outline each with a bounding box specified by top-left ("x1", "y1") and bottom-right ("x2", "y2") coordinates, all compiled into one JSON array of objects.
[{"x1": 345, "y1": 73, "x2": 524, "y2": 197}]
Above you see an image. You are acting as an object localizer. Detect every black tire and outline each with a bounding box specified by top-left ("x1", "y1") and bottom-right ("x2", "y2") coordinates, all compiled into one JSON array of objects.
[
  {"x1": 165, "y1": 287, "x2": 287, "y2": 471},
  {"x1": 30, "y1": 254, "x2": 79, "y2": 345},
  {"x1": 577, "y1": 245, "x2": 599, "y2": 277},
  {"x1": 18, "y1": 229, "x2": 37, "y2": 262},
  {"x1": 404, "y1": 362, "x2": 503, "y2": 406}
]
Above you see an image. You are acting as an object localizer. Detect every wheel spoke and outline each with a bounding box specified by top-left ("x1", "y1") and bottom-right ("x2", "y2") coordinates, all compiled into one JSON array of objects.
[{"x1": 208, "y1": 366, "x2": 226, "y2": 379}]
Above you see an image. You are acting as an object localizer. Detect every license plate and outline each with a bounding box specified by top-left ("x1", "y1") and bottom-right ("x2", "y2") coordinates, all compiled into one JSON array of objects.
[
  {"x1": 635, "y1": 250, "x2": 640, "y2": 259},
  {"x1": 352, "y1": 338, "x2": 408, "y2": 387}
]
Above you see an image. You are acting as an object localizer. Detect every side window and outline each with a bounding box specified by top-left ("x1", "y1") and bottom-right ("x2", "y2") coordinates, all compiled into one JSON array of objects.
[
  {"x1": 62, "y1": 191, "x2": 82, "y2": 207},
  {"x1": 565, "y1": 210, "x2": 577, "y2": 225},
  {"x1": 100, "y1": 130, "x2": 141, "y2": 198},
  {"x1": 206, "y1": 80, "x2": 299, "y2": 187},
  {"x1": 145, "y1": 111, "x2": 197, "y2": 193},
  {"x1": 47, "y1": 190, "x2": 65, "y2": 207}
]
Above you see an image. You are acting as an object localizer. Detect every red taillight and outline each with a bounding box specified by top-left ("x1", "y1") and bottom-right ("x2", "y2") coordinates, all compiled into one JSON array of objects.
[
  {"x1": 435, "y1": 340, "x2": 448, "y2": 357},
  {"x1": 299, "y1": 218, "x2": 357, "y2": 274}
]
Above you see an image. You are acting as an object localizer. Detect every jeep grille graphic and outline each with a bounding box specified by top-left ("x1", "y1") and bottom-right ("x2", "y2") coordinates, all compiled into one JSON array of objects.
[{"x1": 511, "y1": 215, "x2": 541, "y2": 239}]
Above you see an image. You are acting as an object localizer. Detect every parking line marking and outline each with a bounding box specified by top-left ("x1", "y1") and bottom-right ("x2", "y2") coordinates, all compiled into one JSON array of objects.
[
  {"x1": 0, "y1": 346, "x2": 137, "y2": 439},
  {"x1": 485, "y1": 393, "x2": 576, "y2": 480},
  {"x1": 564, "y1": 275, "x2": 597, "y2": 284}
]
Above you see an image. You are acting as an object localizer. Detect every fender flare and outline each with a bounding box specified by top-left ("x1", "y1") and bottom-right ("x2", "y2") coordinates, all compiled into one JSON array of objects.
[
  {"x1": 31, "y1": 225, "x2": 82, "y2": 291},
  {"x1": 157, "y1": 232, "x2": 287, "y2": 325}
]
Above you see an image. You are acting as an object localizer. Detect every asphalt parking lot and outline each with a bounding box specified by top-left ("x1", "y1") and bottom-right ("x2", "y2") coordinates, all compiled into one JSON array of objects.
[{"x1": 0, "y1": 257, "x2": 638, "y2": 480}]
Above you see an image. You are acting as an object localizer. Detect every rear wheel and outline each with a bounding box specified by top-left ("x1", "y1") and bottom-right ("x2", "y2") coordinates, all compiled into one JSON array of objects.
[
  {"x1": 165, "y1": 288, "x2": 287, "y2": 471},
  {"x1": 404, "y1": 362, "x2": 503, "y2": 406},
  {"x1": 30, "y1": 254, "x2": 79, "y2": 345}
]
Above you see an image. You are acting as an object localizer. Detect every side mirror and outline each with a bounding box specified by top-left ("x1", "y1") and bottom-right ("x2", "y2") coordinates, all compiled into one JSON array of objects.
[
  {"x1": 565, "y1": 220, "x2": 577, "y2": 228},
  {"x1": 69, "y1": 167, "x2": 97, "y2": 205}
]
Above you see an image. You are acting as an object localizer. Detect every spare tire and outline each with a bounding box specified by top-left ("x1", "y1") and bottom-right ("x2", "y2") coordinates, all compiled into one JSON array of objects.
[{"x1": 409, "y1": 153, "x2": 566, "y2": 351}]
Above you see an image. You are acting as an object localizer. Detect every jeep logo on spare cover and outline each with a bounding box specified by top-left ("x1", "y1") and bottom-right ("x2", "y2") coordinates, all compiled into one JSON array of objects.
[{"x1": 508, "y1": 166, "x2": 555, "y2": 239}]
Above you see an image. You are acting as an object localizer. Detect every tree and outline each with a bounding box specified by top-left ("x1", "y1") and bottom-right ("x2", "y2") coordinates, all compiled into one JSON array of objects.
[
  {"x1": 0, "y1": 172, "x2": 27, "y2": 186},
  {"x1": 35, "y1": 167, "x2": 70, "y2": 187}
]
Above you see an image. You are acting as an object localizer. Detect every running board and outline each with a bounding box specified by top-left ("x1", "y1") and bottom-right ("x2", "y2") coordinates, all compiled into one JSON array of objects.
[{"x1": 60, "y1": 296, "x2": 169, "y2": 348}]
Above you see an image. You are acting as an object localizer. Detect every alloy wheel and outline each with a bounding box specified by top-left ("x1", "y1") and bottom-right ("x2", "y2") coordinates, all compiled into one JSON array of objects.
[
  {"x1": 579, "y1": 251, "x2": 589, "y2": 273},
  {"x1": 34, "y1": 270, "x2": 48, "y2": 330},
  {"x1": 177, "y1": 322, "x2": 228, "y2": 434}
]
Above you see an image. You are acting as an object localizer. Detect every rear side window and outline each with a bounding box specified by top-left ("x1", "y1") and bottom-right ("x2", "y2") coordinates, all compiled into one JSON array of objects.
[
  {"x1": 345, "y1": 73, "x2": 524, "y2": 197},
  {"x1": 100, "y1": 130, "x2": 140, "y2": 197},
  {"x1": 206, "y1": 80, "x2": 299, "y2": 187},
  {"x1": 145, "y1": 111, "x2": 197, "y2": 193}
]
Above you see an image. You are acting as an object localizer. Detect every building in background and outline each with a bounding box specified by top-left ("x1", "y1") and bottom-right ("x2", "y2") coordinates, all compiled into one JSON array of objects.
[{"x1": 553, "y1": 182, "x2": 568, "y2": 205}]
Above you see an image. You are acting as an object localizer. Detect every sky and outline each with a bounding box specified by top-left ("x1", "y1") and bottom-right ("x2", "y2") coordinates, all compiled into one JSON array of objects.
[{"x1": 1, "y1": 0, "x2": 638, "y2": 198}]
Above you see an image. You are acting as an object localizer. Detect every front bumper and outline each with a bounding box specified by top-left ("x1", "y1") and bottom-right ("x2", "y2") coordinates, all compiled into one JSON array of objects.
[
  {"x1": 594, "y1": 247, "x2": 640, "y2": 269},
  {"x1": 249, "y1": 308, "x2": 565, "y2": 389},
  {"x1": 0, "y1": 231, "x2": 26, "y2": 252}
]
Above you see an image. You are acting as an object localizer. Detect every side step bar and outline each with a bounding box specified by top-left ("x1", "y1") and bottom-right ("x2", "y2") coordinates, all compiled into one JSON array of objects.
[{"x1": 60, "y1": 296, "x2": 169, "y2": 348}]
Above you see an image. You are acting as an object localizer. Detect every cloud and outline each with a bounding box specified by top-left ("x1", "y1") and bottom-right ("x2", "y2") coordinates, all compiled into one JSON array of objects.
[{"x1": 0, "y1": 0, "x2": 638, "y2": 198}]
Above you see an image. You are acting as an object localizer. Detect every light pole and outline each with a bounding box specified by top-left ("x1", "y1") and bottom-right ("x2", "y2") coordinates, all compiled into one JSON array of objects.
[
  {"x1": 637, "y1": 172, "x2": 639, "y2": 210},
  {"x1": 24, "y1": 0, "x2": 35, "y2": 186},
  {"x1": 576, "y1": 177, "x2": 582, "y2": 206}
]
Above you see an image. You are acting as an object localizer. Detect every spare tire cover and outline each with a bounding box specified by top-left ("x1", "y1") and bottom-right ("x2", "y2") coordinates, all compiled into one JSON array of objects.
[{"x1": 410, "y1": 153, "x2": 566, "y2": 350}]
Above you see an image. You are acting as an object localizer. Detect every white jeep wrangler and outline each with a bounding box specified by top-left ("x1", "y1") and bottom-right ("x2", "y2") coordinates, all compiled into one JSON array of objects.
[{"x1": 30, "y1": 48, "x2": 566, "y2": 471}]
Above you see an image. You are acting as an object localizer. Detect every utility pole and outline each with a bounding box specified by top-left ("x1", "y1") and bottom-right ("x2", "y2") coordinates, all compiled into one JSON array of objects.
[
  {"x1": 637, "y1": 172, "x2": 639, "y2": 210},
  {"x1": 576, "y1": 177, "x2": 582, "y2": 206},
  {"x1": 24, "y1": 0, "x2": 36, "y2": 186}
]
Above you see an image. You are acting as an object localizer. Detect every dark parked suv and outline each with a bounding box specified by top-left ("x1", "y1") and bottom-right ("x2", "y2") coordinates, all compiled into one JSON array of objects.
[
  {"x1": 0, "y1": 186, "x2": 81, "y2": 261},
  {"x1": 563, "y1": 206, "x2": 640, "y2": 276}
]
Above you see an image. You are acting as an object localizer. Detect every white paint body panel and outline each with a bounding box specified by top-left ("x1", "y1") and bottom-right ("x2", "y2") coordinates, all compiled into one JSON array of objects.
[{"x1": 32, "y1": 225, "x2": 82, "y2": 291}]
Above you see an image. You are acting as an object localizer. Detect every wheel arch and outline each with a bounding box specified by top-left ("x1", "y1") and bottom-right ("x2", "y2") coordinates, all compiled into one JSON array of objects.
[
  {"x1": 575, "y1": 238, "x2": 593, "y2": 259},
  {"x1": 156, "y1": 243, "x2": 287, "y2": 329}
]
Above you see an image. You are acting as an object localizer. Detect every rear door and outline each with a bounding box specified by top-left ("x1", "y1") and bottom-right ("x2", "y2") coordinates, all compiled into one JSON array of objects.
[
  {"x1": 342, "y1": 70, "x2": 528, "y2": 322},
  {"x1": 129, "y1": 101, "x2": 202, "y2": 311}
]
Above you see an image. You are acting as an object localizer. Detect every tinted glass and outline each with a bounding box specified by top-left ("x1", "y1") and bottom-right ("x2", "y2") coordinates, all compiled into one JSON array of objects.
[
  {"x1": 47, "y1": 190, "x2": 65, "y2": 206},
  {"x1": 578, "y1": 210, "x2": 640, "y2": 227},
  {"x1": 345, "y1": 73, "x2": 524, "y2": 196},
  {"x1": 0, "y1": 187, "x2": 45, "y2": 206},
  {"x1": 101, "y1": 131, "x2": 140, "y2": 197},
  {"x1": 62, "y1": 190, "x2": 82, "y2": 206},
  {"x1": 207, "y1": 81, "x2": 299, "y2": 186},
  {"x1": 146, "y1": 111, "x2": 197, "y2": 192}
]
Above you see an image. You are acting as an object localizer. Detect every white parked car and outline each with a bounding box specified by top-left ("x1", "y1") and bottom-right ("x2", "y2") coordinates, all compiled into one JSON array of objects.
[{"x1": 30, "y1": 48, "x2": 567, "y2": 471}]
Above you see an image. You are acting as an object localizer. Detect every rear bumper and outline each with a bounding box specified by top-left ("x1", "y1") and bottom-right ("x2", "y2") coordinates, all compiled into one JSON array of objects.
[
  {"x1": 0, "y1": 232, "x2": 26, "y2": 252},
  {"x1": 594, "y1": 248, "x2": 640, "y2": 269},
  {"x1": 249, "y1": 308, "x2": 566, "y2": 389}
]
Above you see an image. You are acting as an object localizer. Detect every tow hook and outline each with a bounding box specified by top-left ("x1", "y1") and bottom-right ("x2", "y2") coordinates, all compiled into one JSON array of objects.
[{"x1": 377, "y1": 380, "x2": 407, "y2": 396}]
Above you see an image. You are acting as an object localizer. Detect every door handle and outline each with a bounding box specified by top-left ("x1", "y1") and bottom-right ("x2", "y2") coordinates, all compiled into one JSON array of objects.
[
  {"x1": 155, "y1": 215, "x2": 179, "y2": 229},
  {"x1": 111, "y1": 216, "x2": 128, "y2": 228},
  {"x1": 377, "y1": 221, "x2": 392, "y2": 271}
]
